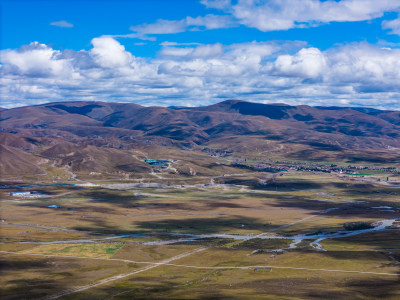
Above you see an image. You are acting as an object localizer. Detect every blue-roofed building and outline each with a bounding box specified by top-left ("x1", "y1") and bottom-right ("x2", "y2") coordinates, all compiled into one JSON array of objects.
[{"x1": 47, "y1": 205, "x2": 60, "y2": 208}]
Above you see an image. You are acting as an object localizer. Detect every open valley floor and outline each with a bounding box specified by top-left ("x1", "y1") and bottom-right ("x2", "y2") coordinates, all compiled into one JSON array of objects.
[{"x1": 1, "y1": 160, "x2": 400, "y2": 299}]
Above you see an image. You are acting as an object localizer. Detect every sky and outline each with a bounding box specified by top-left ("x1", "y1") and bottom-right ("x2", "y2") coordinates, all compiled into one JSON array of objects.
[{"x1": 1, "y1": 0, "x2": 400, "y2": 109}]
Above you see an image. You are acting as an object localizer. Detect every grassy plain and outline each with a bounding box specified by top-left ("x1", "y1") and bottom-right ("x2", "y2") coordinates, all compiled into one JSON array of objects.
[{"x1": 1, "y1": 165, "x2": 400, "y2": 299}]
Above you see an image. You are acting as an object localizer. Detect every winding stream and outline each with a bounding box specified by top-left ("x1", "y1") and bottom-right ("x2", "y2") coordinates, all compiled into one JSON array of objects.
[{"x1": 7, "y1": 219, "x2": 398, "y2": 251}]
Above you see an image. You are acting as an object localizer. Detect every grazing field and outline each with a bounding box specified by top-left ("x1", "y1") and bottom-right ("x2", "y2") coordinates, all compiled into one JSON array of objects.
[
  {"x1": 1, "y1": 167, "x2": 400, "y2": 299},
  {"x1": 24, "y1": 244, "x2": 124, "y2": 259}
]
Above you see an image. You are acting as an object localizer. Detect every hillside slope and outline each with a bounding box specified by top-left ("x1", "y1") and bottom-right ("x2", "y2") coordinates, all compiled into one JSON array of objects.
[{"x1": 1, "y1": 100, "x2": 399, "y2": 177}]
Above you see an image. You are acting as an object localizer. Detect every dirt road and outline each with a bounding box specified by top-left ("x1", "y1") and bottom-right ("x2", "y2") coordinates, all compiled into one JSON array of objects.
[
  {"x1": 1, "y1": 250, "x2": 397, "y2": 279},
  {"x1": 39, "y1": 247, "x2": 207, "y2": 299}
]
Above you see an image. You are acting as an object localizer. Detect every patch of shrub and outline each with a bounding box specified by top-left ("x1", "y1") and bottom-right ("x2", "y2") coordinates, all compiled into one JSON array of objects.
[{"x1": 343, "y1": 222, "x2": 373, "y2": 231}]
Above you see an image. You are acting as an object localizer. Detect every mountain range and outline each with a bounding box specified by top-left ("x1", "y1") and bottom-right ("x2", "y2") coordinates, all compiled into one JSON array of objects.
[{"x1": 1, "y1": 100, "x2": 399, "y2": 177}]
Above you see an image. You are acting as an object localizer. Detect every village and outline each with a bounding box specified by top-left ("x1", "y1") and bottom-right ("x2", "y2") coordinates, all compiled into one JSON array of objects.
[{"x1": 226, "y1": 157, "x2": 400, "y2": 177}]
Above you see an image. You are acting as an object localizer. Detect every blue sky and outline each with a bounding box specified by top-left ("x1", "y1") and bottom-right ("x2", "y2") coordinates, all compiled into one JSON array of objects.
[{"x1": 1, "y1": 0, "x2": 400, "y2": 109}]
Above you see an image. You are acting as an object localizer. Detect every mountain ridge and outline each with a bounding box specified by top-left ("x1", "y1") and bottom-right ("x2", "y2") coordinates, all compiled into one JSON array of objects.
[{"x1": 1, "y1": 100, "x2": 399, "y2": 177}]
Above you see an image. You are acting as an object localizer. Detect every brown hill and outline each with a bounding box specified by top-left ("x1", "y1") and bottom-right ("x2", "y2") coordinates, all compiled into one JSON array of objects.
[
  {"x1": 0, "y1": 144, "x2": 41, "y2": 176},
  {"x1": 2, "y1": 100, "x2": 399, "y2": 148},
  {"x1": 1, "y1": 100, "x2": 400, "y2": 176}
]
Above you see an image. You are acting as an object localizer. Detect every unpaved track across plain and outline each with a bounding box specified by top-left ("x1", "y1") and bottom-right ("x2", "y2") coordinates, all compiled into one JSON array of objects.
[
  {"x1": 36, "y1": 247, "x2": 207, "y2": 300},
  {"x1": 1, "y1": 250, "x2": 398, "y2": 282}
]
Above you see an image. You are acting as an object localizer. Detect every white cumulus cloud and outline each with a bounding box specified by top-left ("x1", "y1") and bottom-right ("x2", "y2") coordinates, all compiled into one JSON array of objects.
[
  {"x1": 273, "y1": 48, "x2": 327, "y2": 78},
  {"x1": 0, "y1": 42, "x2": 76, "y2": 78},
  {"x1": 126, "y1": 0, "x2": 400, "y2": 39},
  {"x1": 90, "y1": 36, "x2": 133, "y2": 68},
  {"x1": 218, "y1": 0, "x2": 400, "y2": 31},
  {"x1": 2, "y1": 38, "x2": 400, "y2": 110}
]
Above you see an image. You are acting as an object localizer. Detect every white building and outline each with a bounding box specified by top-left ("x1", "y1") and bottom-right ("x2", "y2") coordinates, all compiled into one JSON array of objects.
[{"x1": 10, "y1": 191, "x2": 32, "y2": 196}]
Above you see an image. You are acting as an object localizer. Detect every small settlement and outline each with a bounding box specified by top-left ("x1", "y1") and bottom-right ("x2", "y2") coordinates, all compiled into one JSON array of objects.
[
  {"x1": 9, "y1": 191, "x2": 42, "y2": 198},
  {"x1": 145, "y1": 159, "x2": 171, "y2": 168}
]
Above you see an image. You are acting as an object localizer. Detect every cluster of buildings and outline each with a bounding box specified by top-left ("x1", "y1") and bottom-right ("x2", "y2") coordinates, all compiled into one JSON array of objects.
[
  {"x1": 9, "y1": 191, "x2": 43, "y2": 198},
  {"x1": 202, "y1": 147, "x2": 232, "y2": 157},
  {"x1": 145, "y1": 159, "x2": 171, "y2": 166},
  {"x1": 228, "y1": 159, "x2": 399, "y2": 176}
]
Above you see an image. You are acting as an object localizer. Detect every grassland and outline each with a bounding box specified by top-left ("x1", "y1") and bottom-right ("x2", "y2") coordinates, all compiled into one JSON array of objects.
[{"x1": 1, "y1": 165, "x2": 400, "y2": 299}]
